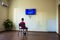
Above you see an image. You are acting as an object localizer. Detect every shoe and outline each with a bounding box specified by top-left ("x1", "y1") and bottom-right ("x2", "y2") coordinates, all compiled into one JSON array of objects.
[{"x1": 23, "y1": 32, "x2": 26, "y2": 36}]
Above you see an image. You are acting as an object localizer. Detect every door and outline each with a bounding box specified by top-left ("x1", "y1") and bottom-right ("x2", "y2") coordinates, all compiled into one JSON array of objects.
[{"x1": 58, "y1": 4, "x2": 60, "y2": 35}]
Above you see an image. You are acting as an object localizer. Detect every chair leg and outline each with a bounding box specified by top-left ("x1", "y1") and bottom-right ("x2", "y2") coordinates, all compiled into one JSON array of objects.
[
  {"x1": 21, "y1": 29, "x2": 22, "y2": 36},
  {"x1": 23, "y1": 29, "x2": 25, "y2": 36},
  {"x1": 18, "y1": 30, "x2": 19, "y2": 37},
  {"x1": 26, "y1": 29, "x2": 28, "y2": 36},
  {"x1": 18, "y1": 29, "x2": 22, "y2": 37}
]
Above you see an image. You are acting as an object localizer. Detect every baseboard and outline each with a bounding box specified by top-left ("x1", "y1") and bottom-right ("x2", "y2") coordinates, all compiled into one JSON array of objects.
[
  {"x1": 7, "y1": 30, "x2": 56, "y2": 33},
  {"x1": 28, "y1": 31, "x2": 56, "y2": 33},
  {"x1": 0, "y1": 31, "x2": 6, "y2": 33},
  {"x1": 0, "y1": 30, "x2": 56, "y2": 33}
]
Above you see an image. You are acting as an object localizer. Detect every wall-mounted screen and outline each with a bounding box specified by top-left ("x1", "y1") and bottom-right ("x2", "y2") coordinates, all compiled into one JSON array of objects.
[{"x1": 25, "y1": 9, "x2": 36, "y2": 15}]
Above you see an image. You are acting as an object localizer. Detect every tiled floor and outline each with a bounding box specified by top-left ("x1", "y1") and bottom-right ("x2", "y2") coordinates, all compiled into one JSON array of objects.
[{"x1": 0, "y1": 31, "x2": 59, "y2": 40}]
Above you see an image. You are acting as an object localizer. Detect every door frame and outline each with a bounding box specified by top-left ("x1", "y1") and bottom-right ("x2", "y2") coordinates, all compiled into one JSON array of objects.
[{"x1": 58, "y1": 4, "x2": 60, "y2": 35}]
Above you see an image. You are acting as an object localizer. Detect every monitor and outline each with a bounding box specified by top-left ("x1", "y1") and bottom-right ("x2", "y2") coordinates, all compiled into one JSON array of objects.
[{"x1": 25, "y1": 9, "x2": 36, "y2": 15}]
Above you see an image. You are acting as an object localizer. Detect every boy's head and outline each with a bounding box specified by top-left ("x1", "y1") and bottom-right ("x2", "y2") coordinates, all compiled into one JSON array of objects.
[{"x1": 21, "y1": 18, "x2": 24, "y2": 21}]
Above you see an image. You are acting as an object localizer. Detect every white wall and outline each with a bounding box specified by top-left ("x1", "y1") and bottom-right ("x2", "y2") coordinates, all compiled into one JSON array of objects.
[
  {"x1": 0, "y1": 0, "x2": 8, "y2": 31},
  {"x1": 9, "y1": 0, "x2": 56, "y2": 32}
]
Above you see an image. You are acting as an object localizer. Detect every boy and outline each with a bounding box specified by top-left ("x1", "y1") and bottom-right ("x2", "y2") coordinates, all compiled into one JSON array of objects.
[{"x1": 19, "y1": 18, "x2": 28, "y2": 35}]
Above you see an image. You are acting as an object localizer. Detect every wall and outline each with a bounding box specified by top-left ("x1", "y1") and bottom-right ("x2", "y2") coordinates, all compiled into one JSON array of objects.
[
  {"x1": 9, "y1": 0, "x2": 56, "y2": 32},
  {"x1": 0, "y1": 0, "x2": 8, "y2": 31}
]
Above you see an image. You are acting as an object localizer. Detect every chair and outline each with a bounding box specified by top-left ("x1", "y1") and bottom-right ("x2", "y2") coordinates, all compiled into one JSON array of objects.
[{"x1": 18, "y1": 27, "x2": 28, "y2": 36}]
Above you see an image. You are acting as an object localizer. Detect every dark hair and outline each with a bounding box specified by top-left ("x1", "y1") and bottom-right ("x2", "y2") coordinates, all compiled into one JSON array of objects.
[{"x1": 21, "y1": 18, "x2": 24, "y2": 21}]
